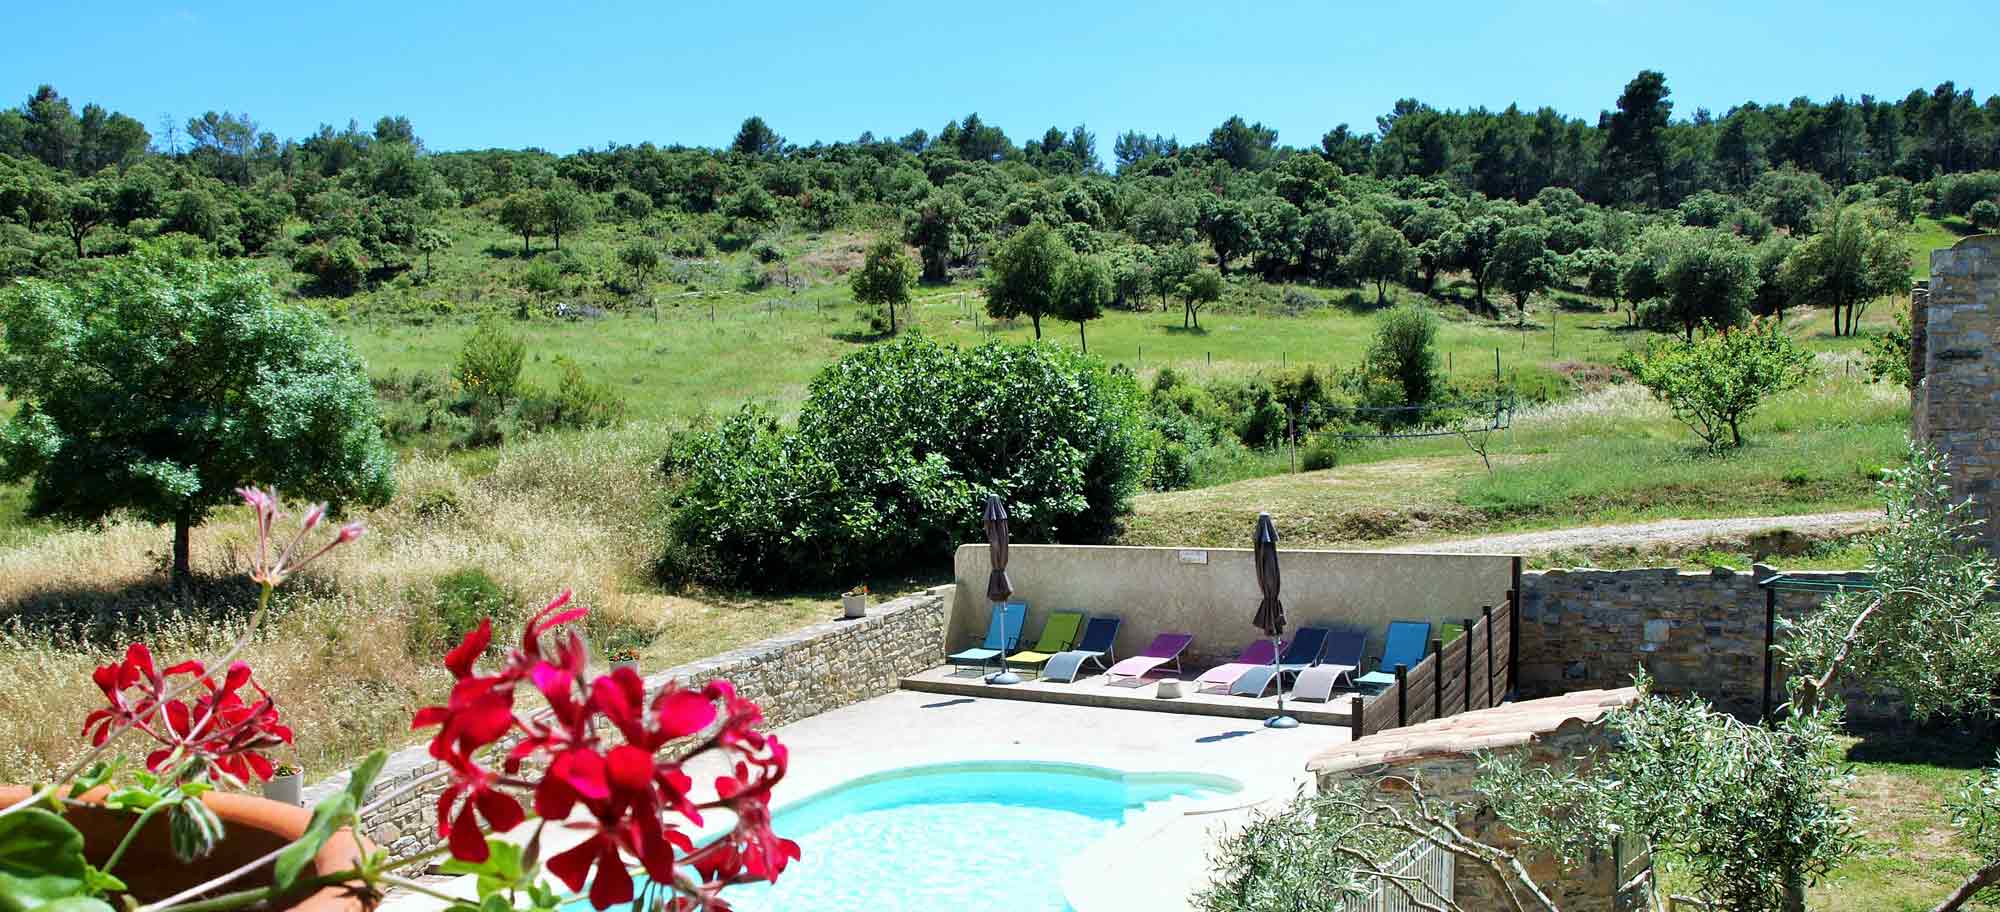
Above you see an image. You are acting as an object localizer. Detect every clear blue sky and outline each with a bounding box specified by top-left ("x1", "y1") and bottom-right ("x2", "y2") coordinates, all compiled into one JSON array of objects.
[{"x1": 5, "y1": 0, "x2": 1994, "y2": 156}]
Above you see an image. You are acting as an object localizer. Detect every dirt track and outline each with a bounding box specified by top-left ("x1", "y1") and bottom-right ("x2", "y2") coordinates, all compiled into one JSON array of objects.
[{"x1": 1375, "y1": 510, "x2": 1883, "y2": 557}]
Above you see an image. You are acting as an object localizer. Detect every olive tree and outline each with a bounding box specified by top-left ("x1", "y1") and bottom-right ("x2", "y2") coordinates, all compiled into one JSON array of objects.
[
  {"x1": 851, "y1": 235, "x2": 916, "y2": 335},
  {"x1": 1779, "y1": 204, "x2": 1910, "y2": 337},
  {"x1": 1345, "y1": 222, "x2": 1412, "y2": 306},
  {"x1": 1488, "y1": 225, "x2": 1558, "y2": 326},
  {"x1": 0, "y1": 249, "x2": 395, "y2": 581},
  {"x1": 983, "y1": 221, "x2": 1069, "y2": 338},
  {"x1": 1054, "y1": 254, "x2": 1111, "y2": 352}
]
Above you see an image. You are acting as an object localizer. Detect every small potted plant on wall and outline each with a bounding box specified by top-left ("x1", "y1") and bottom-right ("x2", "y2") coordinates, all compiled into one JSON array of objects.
[
  {"x1": 608, "y1": 646, "x2": 641, "y2": 673},
  {"x1": 842, "y1": 583, "x2": 869, "y2": 619},
  {"x1": 262, "y1": 761, "x2": 304, "y2": 807}
]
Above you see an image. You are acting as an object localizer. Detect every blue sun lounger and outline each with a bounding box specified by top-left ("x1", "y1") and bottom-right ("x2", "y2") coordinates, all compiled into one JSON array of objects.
[
  {"x1": 1356, "y1": 620, "x2": 1433, "y2": 689},
  {"x1": 948, "y1": 602, "x2": 1026, "y2": 674},
  {"x1": 1040, "y1": 616, "x2": 1122, "y2": 683}
]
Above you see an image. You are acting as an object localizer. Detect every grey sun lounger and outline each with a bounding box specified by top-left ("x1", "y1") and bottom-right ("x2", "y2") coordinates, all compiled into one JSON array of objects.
[
  {"x1": 1229, "y1": 627, "x2": 1331, "y2": 697},
  {"x1": 1042, "y1": 616, "x2": 1121, "y2": 683},
  {"x1": 1291, "y1": 629, "x2": 1366, "y2": 702}
]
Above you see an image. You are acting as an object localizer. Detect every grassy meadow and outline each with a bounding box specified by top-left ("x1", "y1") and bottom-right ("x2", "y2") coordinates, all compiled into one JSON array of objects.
[{"x1": 0, "y1": 208, "x2": 1954, "y2": 785}]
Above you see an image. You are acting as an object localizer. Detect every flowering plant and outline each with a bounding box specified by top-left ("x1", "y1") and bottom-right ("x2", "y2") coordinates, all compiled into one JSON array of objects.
[
  {"x1": 0, "y1": 488, "x2": 796, "y2": 912},
  {"x1": 842, "y1": 584, "x2": 868, "y2": 598}
]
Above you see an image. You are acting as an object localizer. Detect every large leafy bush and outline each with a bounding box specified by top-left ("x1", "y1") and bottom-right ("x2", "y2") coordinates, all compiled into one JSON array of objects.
[{"x1": 657, "y1": 334, "x2": 1149, "y2": 589}]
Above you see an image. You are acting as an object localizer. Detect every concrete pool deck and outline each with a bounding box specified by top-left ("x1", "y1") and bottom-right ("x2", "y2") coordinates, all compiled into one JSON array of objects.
[
  {"x1": 900, "y1": 663, "x2": 1365, "y2": 726},
  {"x1": 384, "y1": 688, "x2": 1349, "y2": 912}
]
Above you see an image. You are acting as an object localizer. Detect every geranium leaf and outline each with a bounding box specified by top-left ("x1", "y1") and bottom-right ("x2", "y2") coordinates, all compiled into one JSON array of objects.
[
  {"x1": 272, "y1": 793, "x2": 354, "y2": 892},
  {"x1": 0, "y1": 809, "x2": 90, "y2": 912},
  {"x1": 344, "y1": 750, "x2": 388, "y2": 806}
]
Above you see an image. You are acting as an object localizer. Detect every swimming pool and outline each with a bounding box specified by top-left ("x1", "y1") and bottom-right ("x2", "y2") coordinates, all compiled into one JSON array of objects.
[{"x1": 575, "y1": 761, "x2": 1239, "y2": 912}]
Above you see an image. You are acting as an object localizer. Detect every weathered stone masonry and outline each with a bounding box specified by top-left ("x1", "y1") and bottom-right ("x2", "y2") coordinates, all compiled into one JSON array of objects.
[
  {"x1": 1914, "y1": 235, "x2": 2000, "y2": 558},
  {"x1": 306, "y1": 586, "x2": 950, "y2": 856},
  {"x1": 1515, "y1": 567, "x2": 1898, "y2": 721}
]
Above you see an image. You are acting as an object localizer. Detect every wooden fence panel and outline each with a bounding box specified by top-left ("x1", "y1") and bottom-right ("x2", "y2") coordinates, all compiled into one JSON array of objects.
[{"x1": 1404, "y1": 655, "x2": 1439, "y2": 726}]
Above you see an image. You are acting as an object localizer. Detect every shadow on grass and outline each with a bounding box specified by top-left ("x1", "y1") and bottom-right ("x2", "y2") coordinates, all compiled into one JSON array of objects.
[
  {"x1": 1846, "y1": 720, "x2": 2000, "y2": 770},
  {"x1": 1160, "y1": 324, "x2": 1211, "y2": 336},
  {"x1": 0, "y1": 574, "x2": 268, "y2": 644}
]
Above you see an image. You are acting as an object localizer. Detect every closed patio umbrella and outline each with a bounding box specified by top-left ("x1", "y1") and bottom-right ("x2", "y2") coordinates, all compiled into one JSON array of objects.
[
  {"x1": 984, "y1": 494, "x2": 1021, "y2": 685},
  {"x1": 1254, "y1": 512, "x2": 1298, "y2": 729}
]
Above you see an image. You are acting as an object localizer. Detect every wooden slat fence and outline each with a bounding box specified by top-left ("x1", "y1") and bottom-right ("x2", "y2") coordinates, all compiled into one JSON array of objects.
[{"x1": 1349, "y1": 591, "x2": 1519, "y2": 741}]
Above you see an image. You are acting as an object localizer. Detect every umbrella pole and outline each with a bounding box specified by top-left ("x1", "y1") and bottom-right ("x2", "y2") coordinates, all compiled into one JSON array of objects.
[
  {"x1": 986, "y1": 600, "x2": 1022, "y2": 686},
  {"x1": 1265, "y1": 636, "x2": 1298, "y2": 729}
]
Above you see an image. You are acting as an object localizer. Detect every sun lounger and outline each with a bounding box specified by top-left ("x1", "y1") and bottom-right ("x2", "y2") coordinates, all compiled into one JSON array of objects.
[
  {"x1": 1355, "y1": 620, "x2": 1432, "y2": 689},
  {"x1": 1042, "y1": 616, "x2": 1121, "y2": 683},
  {"x1": 1230, "y1": 627, "x2": 1332, "y2": 697},
  {"x1": 947, "y1": 602, "x2": 1026, "y2": 674},
  {"x1": 1103, "y1": 633, "x2": 1194, "y2": 685},
  {"x1": 1277, "y1": 627, "x2": 1331, "y2": 677},
  {"x1": 1005, "y1": 611, "x2": 1084, "y2": 678},
  {"x1": 1292, "y1": 629, "x2": 1366, "y2": 699},
  {"x1": 1196, "y1": 639, "x2": 1282, "y2": 691}
]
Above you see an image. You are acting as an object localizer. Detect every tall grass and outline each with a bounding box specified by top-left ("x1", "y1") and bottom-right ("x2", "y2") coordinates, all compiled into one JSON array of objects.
[{"x1": 0, "y1": 425, "x2": 677, "y2": 781}]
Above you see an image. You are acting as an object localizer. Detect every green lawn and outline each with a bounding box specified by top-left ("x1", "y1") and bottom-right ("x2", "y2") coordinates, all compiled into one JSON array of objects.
[{"x1": 1816, "y1": 729, "x2": 1999, "y2": 911}]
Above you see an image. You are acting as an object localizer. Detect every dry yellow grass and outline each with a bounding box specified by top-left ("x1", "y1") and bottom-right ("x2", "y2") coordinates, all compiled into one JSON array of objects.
[{"x1": 0, "y1": 424, "x2": 909, "y2": 782}]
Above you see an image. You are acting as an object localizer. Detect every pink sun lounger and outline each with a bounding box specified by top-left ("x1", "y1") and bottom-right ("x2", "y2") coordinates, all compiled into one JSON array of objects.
[{"x1": 1104, "y1": 633, "x2": 1194, "y2": 684}]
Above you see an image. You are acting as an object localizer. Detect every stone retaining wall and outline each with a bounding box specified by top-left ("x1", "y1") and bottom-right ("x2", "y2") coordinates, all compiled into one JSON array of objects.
[
  {"x1": 1517, "y1": 566, "x2": 1898, "y2": 720},
  {"x1": 305, "y1": 586, "x2": 951, "y2": 856}
]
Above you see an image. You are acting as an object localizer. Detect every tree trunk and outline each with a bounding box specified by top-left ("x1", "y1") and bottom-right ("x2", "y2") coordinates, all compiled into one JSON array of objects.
[
  {"x1": 1078, "y1": 322, "x2": 1087, "y2": 353},
  {"x1": 1031, "y1": 313, "x2": 1041, "y2": 338},
  {"x1": 521, "y1": 233, "x2": 530, "y2": 256},
  {"x1": 74, "y1": 230, "x2": 85, "y2": 259},
  {"x1": 1376, "y1": 280, "x2": 1387, "y2": 307},
  {"x1": 172, "y1": 511, "x2": 192, "y2": 584},
  {"x1": 1931, "y1": 857, "x2": 2000, "y2": 912}
]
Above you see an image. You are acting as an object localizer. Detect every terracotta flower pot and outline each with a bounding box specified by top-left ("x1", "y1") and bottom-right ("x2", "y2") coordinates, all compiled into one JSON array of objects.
[{"x1": 0, "y1": 786, "x2": 371, "y2": 912}]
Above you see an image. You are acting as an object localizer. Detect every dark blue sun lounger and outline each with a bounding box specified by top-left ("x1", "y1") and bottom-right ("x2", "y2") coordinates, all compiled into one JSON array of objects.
[{"x1": 1041, "y1": 615, "x2": 1122, "y2": 683}]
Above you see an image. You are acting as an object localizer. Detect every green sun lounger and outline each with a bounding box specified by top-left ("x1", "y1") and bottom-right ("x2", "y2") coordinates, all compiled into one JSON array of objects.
[{"x1": 1005, "y1": 611, "x2": 1084, "y2": 678}]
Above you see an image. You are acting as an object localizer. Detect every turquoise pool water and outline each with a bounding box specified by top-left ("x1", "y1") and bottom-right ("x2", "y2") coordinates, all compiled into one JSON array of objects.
[{"x1": 572, "y1": 761, "x2": 1236, "y2": 912}]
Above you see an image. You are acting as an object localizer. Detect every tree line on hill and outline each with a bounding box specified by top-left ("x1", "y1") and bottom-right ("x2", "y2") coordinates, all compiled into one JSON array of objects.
[{"x1": 2, "y1": 72, "x2": 1998, "y2": 325}]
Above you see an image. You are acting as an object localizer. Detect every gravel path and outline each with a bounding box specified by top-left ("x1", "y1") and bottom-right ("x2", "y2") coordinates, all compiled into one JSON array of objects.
[{"x1": 1375, "y1": 510, "x2": 1883, "y2": 556}]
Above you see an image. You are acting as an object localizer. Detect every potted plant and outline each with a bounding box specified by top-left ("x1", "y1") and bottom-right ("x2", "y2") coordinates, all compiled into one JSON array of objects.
[
  {"x1": 0, "y1": 487, "x2": 802, "y2": 912},
  {"x1": 263, "y1": 762, "x2": 304, "y2": 807},
  {"x1": 607, "y1": 646, "x2": 641, "y2": 674},
  {"x1": 842, "y1": 583, "x2": 869, "y2": 619}
]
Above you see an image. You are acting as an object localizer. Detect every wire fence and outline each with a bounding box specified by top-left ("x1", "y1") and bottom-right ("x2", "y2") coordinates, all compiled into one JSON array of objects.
[{"x1": 1333, "y1": 829, "x2": 1456, "y2": 912}]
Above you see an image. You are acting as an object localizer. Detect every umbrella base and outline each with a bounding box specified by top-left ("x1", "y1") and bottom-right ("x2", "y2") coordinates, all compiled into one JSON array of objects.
[
  {"x1": 1264, "y1": 714, "x2": 1300, "y2": 729},
  {"x1": 986, "y1": 670, "x2": 1023, "y2": 686}
]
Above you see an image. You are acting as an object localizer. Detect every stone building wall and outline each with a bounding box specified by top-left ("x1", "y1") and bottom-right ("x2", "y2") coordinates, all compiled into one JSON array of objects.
[
  {"x1": 1516, "y1": 567, "x2": 1898, "y2": 721},
  {"x1": 306, "y1": 586, "x2": 951, "y2": 855},
  {"x1": 1308, "y1": 690, "x2": 1650, "y2": 912},
  {"x1": 1914, "y1": 235, "x2": 2000, "y2": 557}
]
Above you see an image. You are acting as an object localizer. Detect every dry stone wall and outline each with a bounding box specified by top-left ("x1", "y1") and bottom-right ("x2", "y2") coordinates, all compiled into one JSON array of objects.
[
  {"x1": 1516, "y1": 567, "x2": 1899, "y2": 721},
  {"x1": 305, "y1": 586, "x2": 950, "y2": 856},
  {"x1": 1915, "y1": 235, "x2": 2000, "y2": 557}
]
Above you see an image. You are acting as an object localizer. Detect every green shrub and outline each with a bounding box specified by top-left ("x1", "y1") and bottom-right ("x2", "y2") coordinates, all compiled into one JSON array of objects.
[
  {"x1": 453, "y1": 320, "x2": 526, "y2": 408},
  {"x1": 657, "y1": 334, "x2": 1149, "y2": 589},
  {"x1": 408, "y1": 567, "x2": 519, "y2": 654},
  {"x1": 1300, "y1": 434, "x2": 1346, "y2": 471},
  {"x1": 518, "y1": 356, "x2": 626, "y2": 432}
]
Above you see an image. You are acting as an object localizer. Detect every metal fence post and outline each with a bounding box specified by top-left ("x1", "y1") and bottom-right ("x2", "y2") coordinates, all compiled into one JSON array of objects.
[{"x1": 1350, "y1": 695, "x2": 1365, "y2": 741}]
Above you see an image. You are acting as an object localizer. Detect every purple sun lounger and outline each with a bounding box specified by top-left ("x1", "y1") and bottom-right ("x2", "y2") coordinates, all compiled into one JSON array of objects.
[
  {"x1": 1103, "y1": 633, "x2": 1194, "y2": 685},
  {"x1": 1196, "y1": 639, "x2": 1282, "y2": 691}
]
